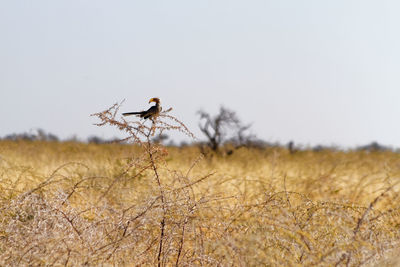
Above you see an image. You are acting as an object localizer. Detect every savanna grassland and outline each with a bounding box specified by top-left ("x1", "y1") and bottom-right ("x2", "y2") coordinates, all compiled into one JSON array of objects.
[
  {"x1": 0, "y1": 104, "x2": 399, "y2": 266},
  {"x1": 1, "y1": 140, "x2": 400, "y2": 266}
]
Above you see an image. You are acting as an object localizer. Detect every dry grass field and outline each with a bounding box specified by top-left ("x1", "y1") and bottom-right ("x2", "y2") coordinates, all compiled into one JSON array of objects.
[{"x1": 1, "y1": 107, "x2": 399, "y2": 266}]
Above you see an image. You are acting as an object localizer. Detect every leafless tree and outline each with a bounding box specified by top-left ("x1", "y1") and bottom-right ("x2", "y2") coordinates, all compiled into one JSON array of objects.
[{"x1": 198, "y1": 106, "x2": 254, "y2": 154}]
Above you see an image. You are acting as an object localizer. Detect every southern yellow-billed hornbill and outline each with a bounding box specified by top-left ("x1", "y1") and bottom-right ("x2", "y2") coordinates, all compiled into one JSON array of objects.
[{"x1": 122, "y1": 97, "x2": 162, "y2": 119}]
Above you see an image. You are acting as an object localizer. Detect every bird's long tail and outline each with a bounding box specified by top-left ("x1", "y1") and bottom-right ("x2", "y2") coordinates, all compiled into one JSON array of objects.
[{"x1": 122, "y1": 112, "x2": 143, "y2": 116}]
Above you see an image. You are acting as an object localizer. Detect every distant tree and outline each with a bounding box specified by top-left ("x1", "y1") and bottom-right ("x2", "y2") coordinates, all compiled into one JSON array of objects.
[
  {"x1": 197, "y1": 106, "x2": 254, "y2": 155},
  {"x1": 287, "y1": 141, "x2": 296, "y2": 154},
  {"x1": 311, "y1": 144, "x2": 339, "y2": 152},
  {"x1": 2, "y1": 129, "x2": 59, "y2": 142},
  {"x1": 37, "y1": 129, "x2": 59, "y2": 142},
  {"x1": 152, "y1": 133, "x2": 169, "y2": 145},
  {"x1": 356, "y1": 141, "x2": 390, "y2": 152},
  {"x1": 88, "y1": 136, "x2": 106, "y2": 144},
  {"x1": 87, "y1": 135, "x2": 127, "y2": 144}
]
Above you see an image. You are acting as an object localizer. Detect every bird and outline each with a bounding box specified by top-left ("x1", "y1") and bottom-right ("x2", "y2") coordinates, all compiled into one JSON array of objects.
[{"x1": 122, "y1": 97, "x2": 162, "y2": 120}]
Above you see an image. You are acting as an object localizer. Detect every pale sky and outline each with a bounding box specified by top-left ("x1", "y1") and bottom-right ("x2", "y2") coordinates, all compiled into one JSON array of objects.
[{"x1": 1, "y1": 1, "x2": 399, "y2": 147}]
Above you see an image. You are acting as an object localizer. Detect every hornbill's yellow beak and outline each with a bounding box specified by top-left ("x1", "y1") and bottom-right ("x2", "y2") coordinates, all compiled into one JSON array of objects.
[{"x1": 149, "y1": 98, "x2": 160, "y2": 104}]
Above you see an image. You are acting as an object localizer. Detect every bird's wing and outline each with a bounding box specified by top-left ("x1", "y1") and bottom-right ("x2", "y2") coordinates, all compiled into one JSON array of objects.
[{"x1": 145, "y1": 106, "x2": 158, "y2": 115}]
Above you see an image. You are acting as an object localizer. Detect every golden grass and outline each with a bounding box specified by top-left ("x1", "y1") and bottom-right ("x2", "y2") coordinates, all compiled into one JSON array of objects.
[{"x1": 0, "y1": 140, "x2": 399, "y2": 266}]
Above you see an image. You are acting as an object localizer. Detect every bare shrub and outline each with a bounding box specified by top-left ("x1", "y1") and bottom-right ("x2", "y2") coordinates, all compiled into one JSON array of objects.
[{"x1": 0, "y1": 102, "x2": 216, "y2": 266}]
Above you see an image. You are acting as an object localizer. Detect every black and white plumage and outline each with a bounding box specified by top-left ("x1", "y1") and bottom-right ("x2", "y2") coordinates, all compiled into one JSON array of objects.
[{"x1": 123, "y1": 98, "x2": 162, "y2": 119}]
